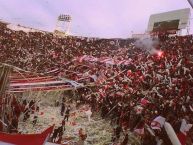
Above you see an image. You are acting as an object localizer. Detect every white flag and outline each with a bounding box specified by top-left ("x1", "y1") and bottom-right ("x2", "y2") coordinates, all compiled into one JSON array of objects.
[{"x1": 151, "y1": 116, "x2": 166, "y2": 130}]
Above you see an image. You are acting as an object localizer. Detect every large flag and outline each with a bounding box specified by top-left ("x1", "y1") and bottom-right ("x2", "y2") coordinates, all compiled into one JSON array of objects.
[{"x1": 0, "y1": 125, "x2": 54, "y2": 145}]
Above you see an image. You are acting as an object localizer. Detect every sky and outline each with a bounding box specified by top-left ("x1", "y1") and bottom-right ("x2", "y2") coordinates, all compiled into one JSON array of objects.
[{"x1": 0, "y1": 0, "x2": 192, "y2": 38}]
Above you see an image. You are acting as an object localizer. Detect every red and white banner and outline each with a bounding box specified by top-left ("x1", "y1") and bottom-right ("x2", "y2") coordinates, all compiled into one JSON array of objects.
[
  {"x1": 10, "y1": 76, "x2": 57, "y2": 83},
  {"x1": 7, "y1": 65, "x2": 97, "y2": 92},
  {"x1": 9, "y1": 80, "x2": 71, "y2": 92},
  {"x1": 76, "y1": 55, "x2": 132, "y2": 66},
  {"x1": 0, "y1": 125, "x2": 54, "y2": 145},
  {"x1": 8, "y1": 85, "x2": 73, "y2": 92}
]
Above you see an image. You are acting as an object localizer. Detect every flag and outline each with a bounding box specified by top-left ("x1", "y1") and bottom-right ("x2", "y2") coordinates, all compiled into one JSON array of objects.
[
  {"x1": 179, "y1": 119, "x2": 192, "y2": 136},
  {"x1": 0, "y1": 125, "x2": 54, "y2": 145},
  {"x1": 9, "y1": 80, "x2": 73, "y2": 92},
  {"x1": 151, "y1": 116, "x2": 166, "y2": 130}
]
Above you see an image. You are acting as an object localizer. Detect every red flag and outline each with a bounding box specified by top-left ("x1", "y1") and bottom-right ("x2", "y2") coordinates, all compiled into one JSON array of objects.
[
  {"x1": 0, "y1": 125, "x2": 54, "y2": 145},
  {"x1": 42, "y1": 125, "x2": 54, "y2": 137}
]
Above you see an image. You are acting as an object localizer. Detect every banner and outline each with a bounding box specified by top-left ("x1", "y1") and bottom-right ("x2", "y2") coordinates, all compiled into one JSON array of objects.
[
  {"x1": 10, "y1": 76, "x2": 57, "y2": 83},
  {"x1": 0, "y1": 125, "x2": 54, "y2": 145},
  {"x1": 76, "y1": 55, "x2": 132, "y2": 66}
]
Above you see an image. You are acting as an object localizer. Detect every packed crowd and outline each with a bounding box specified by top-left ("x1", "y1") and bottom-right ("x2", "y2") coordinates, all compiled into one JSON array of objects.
[
  {"x1": 0, "y1": 22, "x2": 132, "y2": 73},
  {"x1": 0, "y1": 93, "x2": 40, "y2": 133},
  {"x1": 75, "y1": 35, "x2": 193, "y2": 145},
  {"x1": 0, "y1": 21, "x2": 193, "y2": 145}
]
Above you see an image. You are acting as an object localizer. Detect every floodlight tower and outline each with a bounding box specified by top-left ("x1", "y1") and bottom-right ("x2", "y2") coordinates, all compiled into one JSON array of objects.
[{"x1": 55, "y1": 14, "x2": 72, "y2": 36}]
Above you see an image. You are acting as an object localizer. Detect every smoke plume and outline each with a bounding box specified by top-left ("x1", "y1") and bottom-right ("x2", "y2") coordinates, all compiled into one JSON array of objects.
[{"x1": 134, "y1": 38, "x2": 160, "y2": 55}]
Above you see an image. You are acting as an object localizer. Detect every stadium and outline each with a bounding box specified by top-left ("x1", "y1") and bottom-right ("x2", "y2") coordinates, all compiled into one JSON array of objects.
[{"x1": 0, "y1": 0, "x2": 193, "y2": 145}]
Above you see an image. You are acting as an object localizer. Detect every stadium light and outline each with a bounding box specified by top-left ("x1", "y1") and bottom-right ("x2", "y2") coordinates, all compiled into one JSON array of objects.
[{"x1": 55, "y1": 14, "x2": 72, "y2": 36}]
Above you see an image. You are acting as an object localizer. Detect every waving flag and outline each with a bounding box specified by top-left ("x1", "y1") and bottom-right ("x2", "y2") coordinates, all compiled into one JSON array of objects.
[
  {"x1": 151, "y1": 116, "x2": 166, "y2": 130},
  {"x1": 0, "y1": 125, "x2": 54, "y2": 145},
  {"x1": 77, "y1": 55, "x2": 132, "y2": 66}
]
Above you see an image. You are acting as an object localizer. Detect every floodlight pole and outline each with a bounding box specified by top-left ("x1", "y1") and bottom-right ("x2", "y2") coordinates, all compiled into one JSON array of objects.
[{"x1": 55, "y1": 14, "x2": 72, "y2": 36}]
